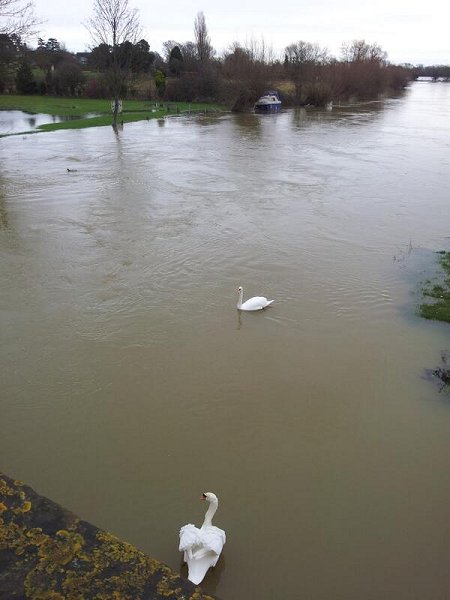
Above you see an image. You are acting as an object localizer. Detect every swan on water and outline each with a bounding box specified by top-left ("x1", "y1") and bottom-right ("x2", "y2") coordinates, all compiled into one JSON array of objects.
[
  {"x1": 237, "y1": 285, "x2": 274, "y2": 311},
  {"x1": 179, "y1": 492, "x2": 226, "y2": 585}
]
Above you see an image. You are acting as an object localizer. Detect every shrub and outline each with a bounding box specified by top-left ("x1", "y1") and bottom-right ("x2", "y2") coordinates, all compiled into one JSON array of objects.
[
  {"x1": 83, "y1": 76, "x2": 109, "y2": 98},
  {"x1": 302, "y1": 81, "x2": 332, "y2": 106},
  {"x1": 164, "y1": 75, "x2": 196, "y2": 102}
]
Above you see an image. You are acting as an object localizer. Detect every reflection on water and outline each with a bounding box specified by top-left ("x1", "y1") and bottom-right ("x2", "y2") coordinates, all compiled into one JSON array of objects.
[
  {"x1": 1, "y1": 83, "x2": 450, "y2": 600},
  {"x1": 0, "y1": 110, "x2": 101, "y2": 134}
]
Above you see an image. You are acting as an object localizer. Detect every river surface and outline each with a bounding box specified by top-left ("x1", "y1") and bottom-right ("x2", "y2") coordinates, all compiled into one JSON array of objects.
[{"x1": 1, "y1": 82, "x2": 450, "y2": 599}]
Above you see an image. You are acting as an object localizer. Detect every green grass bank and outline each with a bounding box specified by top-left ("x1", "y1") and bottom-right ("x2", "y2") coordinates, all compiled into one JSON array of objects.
[{"x1": 419, "y1": 251, "x2": 450, "y2": 324}]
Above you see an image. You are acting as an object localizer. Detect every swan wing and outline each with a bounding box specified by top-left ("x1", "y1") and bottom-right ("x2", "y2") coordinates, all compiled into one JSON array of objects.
[
  {"x1": 199, "y1": 526, "x2": 226, "y2": 556},
  {"x1": 179, "y1": 524, "x2": 201, "y2": 551},
  {"x1": 240, "y1": 296, "x2": 272, "y2": 311}
]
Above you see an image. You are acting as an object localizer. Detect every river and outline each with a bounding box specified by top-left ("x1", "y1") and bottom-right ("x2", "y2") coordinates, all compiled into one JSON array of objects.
[{"x1": 1, "y1": 82, "x2": 450, "y2": 599}]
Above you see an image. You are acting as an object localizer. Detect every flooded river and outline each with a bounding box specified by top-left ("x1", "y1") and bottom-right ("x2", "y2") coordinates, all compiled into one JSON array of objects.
[{"x1": 1, "y1": 82, "x2": 450, "y2": 599}]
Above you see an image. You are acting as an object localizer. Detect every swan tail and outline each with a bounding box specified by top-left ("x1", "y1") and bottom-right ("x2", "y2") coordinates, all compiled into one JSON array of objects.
[{"x1": 186, "y1": 552, "x2": 216, "y2": 585}]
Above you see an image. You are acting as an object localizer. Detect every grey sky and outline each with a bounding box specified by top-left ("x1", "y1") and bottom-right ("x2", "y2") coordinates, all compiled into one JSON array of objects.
[{"x1": 32, "y1": 0, "x2": 449, "y2": 65}]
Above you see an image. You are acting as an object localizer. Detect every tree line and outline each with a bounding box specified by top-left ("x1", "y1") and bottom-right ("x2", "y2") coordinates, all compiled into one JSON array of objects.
[{"x1": 1, "y1": 0, "x2": 447, "y2": 119}]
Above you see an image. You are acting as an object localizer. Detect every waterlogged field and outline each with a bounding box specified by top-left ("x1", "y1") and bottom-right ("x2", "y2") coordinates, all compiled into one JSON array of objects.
[{"x1": 0, "y1": 95, "x2": 224, "y2": 134}]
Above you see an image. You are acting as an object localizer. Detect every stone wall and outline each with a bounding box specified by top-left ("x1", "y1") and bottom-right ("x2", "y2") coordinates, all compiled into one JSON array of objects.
[{"x1": 0, "y1": 473, "x2": 214, "y2": 600}]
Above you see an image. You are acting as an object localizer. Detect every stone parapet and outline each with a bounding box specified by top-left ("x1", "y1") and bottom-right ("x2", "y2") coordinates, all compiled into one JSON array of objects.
[{"x1": 0, "y1": 473, "x2": 214, "y2": 600}]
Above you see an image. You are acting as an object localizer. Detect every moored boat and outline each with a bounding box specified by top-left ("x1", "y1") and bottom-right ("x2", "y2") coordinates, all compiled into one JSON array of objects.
[{"x1": 254, "y1": 90, "x2": 282, "y2": 112}]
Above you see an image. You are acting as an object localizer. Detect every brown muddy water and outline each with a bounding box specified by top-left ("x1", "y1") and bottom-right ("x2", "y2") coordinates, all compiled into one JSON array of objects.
[{"x1": 1, "y1": 82, "x2": 450, "y2": 599}]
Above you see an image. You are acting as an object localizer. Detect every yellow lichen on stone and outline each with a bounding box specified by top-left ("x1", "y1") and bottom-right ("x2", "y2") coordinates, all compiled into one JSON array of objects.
[
  {"x1": 97, "y1": 583, "x2": 135, "y2": 600},
  {"x1": 26, "y1": 528, "x2": 48, "y2": 547},
  {"x1": 21, "y1": 500, "x2": 32, "y2": 512},
  {"x1": 61, "y1": 558, "x2": 97, "y2": 600},
  {"x1": 32, "y1": 592, "x2": 64, "y2": 600},
  {"x1": 111, "y1": 592, "x2": 133, "y2": 600},
  {"x1": 24, "y1": 563, "x2": 59, "y2": 599},
  {"x1": 67, "y1": 518, "x2": 80, "y2": 532},
  {"x1": 61, "y1": 568, "x2": 98, "y2": 599},
  {"x1": 0, "y1": 502, "x2": 7, "y2": 514},
  {"x1": 38, "y1": 530, "x2": 84, "y2": 566},
  {"x1": 0, "y1": 519, "x2": 26, "y2": 551},
  {"x1": 0, "y1": 477, "x2": 14, "y2": 496},
  {"x1": 96, "y1": 530, "x2": 145, "y2": 564},
  {"x1": 156, "y1": 577, "x2": 185, "y2": 598}
]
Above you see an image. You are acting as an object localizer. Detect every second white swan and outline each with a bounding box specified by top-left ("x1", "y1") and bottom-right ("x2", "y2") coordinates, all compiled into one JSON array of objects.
[{"x1": 237, "y1": 285, "x2": 274, "y2": 311}]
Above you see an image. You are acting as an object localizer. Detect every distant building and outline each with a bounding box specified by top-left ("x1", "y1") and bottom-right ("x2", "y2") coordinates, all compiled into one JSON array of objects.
[{"x1": 76, "y1": 52, "x2": 91, "y2": 66}]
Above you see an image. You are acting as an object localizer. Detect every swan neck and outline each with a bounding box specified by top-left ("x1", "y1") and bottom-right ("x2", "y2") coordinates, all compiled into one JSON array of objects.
[
  {"x1": 237, "y1": 288, "x2": 243, "y2": 308},
  {"x1": 201, "y1": 499, "x2": 218, "y2": 528}
]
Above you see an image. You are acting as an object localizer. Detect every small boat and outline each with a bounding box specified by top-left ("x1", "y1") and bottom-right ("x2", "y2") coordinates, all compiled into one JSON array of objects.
[{"x1": 254, "y1": 90, "x2": 282, "y2": 112}]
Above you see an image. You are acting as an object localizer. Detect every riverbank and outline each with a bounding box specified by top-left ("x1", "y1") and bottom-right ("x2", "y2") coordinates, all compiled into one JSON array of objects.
[
  {"x1": 419, "y1": 251, "x2": 450, "y2": 323},
  {"x1": 0, "y1": 95, "x2": 226, "y2": 135},
  {"x1": 0, "y1": 473, "x2": 214, "y2": 600}
]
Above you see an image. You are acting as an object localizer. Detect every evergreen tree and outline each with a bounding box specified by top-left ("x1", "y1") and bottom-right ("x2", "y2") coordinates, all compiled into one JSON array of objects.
[
  {"x1": 169, "y1": 45, "x2": 183, "y2": 76},
  {"x1": 15, "y1": 60, "x2": 36, "y2": 93}
]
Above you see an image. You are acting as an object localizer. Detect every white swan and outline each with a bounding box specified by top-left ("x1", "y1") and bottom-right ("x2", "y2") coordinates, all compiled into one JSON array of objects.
[
  {"x1": 179, "y1": 492, "x2": 226, "y2": 585},
  {"x1": 237, "y1": 285, "x2": 274, "y2": 311}
]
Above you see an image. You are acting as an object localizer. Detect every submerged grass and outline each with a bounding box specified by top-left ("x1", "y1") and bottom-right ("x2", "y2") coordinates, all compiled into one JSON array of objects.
[
  {"x1": 0, "y1": 95, "x2": 225, "y2": 135},
  {"x1": 419, "y1": 251, "x2": 450, "y2": 323}
]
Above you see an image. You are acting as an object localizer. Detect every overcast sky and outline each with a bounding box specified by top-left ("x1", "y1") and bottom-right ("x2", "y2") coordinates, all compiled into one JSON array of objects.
[{"x1": 31, "y1": 0, "x2": 449, "y2": 65}]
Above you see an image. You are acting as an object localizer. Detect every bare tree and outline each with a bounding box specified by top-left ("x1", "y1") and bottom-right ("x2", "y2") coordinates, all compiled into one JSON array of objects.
[
  {"x1": 86, "y1": 0, "x2": 141, "y2": 126},
  {"x1": 222, "y1": 39, "x2": 275, "y2": 110},
  {"x1": 341, "y1": 40, "x2": 387, "y2": 64},
  {"x1": 0, "y1": 0, "x2": 38, "y2": 38},
  {"x1": 337, "y1": 40, "x2": 389, "y2": 100},
  {"x1": 285, "y1": 41, "x2": 328, "y2": 66},
  {"x1": 180, "y1": 41, "x2": 197, "y2": 71},
  {"x1": 245, "y1": 36, "x2": 275, "y2": 65},
  {"x1": 194, "y1": 11, "x2": 213, "y2": 63}
]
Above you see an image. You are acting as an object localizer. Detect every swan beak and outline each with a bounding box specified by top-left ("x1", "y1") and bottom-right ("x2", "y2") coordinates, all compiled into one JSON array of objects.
[{"x1": 200, "y1": 493, "x2": 207, "y2": 501}]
